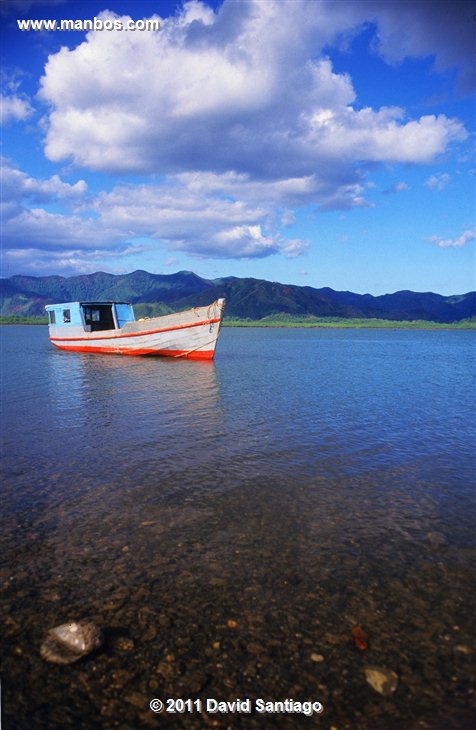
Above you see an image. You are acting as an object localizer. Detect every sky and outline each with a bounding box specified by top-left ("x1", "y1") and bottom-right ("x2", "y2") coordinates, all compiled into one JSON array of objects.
[{"x1": 1, "y1": 0, "x2": 475, "y2": 295}]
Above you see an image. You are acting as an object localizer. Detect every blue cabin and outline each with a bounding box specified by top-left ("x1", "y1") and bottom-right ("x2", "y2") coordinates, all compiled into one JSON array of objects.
[{"x1": 45, "y1": 302, "x2": 136, "y2": 332}]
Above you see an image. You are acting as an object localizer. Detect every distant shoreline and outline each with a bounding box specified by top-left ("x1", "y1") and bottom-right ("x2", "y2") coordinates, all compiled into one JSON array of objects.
[
  {"x1": 1, "y1": 316, "x2": 475, "y2": 330},
  {"x1": 224, "y1": 318, "x2": 476, "y2": 330},
  {"x1": 224, "y1": 320, "x2": 476, "y2": 330}
]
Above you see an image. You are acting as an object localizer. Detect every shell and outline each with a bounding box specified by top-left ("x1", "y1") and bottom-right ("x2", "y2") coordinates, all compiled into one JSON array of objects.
[
  {"x1": 40, "y1": 620, "x2": 103, "y2": 664},
  {"x1": 364, "y1": 666, "x2": 398, "y2": 696}
]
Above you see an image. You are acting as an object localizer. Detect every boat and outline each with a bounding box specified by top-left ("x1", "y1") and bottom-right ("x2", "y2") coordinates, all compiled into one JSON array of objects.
[{"x1": 45, "y1": 299, "x2": 225, "y2": 360}]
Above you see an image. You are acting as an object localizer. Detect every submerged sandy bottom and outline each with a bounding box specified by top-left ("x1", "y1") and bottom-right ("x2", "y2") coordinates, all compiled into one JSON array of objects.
[{"x1": 2, "y1": 465, "x2": 475, "y2": 729}]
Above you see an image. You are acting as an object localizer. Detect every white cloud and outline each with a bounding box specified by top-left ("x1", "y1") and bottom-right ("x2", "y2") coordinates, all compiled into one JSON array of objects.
[
  {"x1": 281, "y1": 239, "x2": 309, "y2": 259},
  {"x1": 176, "y1": 170, "x2": 369, "y2": 210},
  {"x1": 2, "y1": 206, "x2": 118, "y2": 250},
  {"x1": 395, "y1": 182, "x2": 409, "y2": 193},
  {"x1": 0, "y1": 163, "x2": 117, "y2": 255},
  {"x1": 364, "y1": 0, "x2": 476, "y2": 93},
  {"x1": 1, "y1": 160, "x2": 87, "y2": 202},
  {"x1": 2, "y1": 244, "x2": 148, "y2": 277},
  {"x1": 1, "y1": 163, "x2": 307, "y2": 264},
  {"x1": 306, "y1": 108, "x2": 465, "y2": 164},
  {"x1": 4, "y1": 1, "x2": 472, "y2": 275},
  {"x1": 425, "y1": 173, "x2": 451, "y2": 191},
  {"x1": 90, "y1": 174, "x2": 308, "y2": 259},
  {"x1": 1, "y1": 162, "x2": 97, "y2": 260},
  {"x1": 37, "y1": 1, "x2": 467, "y2": 181},
  {"x1": 0, "y1": 94, "x2": 32, "y2": 124},
  {"x1": 428, "y1": 229, "x2": 476, "y2": 249},
  {"x1": 208, "y1": 225, "x2": 278, "y2": 258},
  {"x1": 383, "y1": 181, "x2": 409, "y2": 194}
]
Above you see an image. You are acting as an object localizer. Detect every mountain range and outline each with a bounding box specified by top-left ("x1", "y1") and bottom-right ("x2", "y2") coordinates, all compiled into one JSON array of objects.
[{"x1": 1, "y1": 270, "x2": 475, "y2": 323}]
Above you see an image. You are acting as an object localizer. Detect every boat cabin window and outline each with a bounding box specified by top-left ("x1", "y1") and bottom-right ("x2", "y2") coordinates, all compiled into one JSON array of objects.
[
  {"x1": 48, "y1": 310, "x2": 56, "y2": 325},
  {"x1": 82, "y1": 305, "x2": 116, "y2": 332},
  {"x1": 63, "y1": 309, "x2": 71, "y2": 323}
]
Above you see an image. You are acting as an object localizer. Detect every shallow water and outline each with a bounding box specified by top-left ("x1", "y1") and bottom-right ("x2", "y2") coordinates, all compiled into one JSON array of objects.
[{"x1": 1, "y1": 325, "x2": 475, "y2": 728}]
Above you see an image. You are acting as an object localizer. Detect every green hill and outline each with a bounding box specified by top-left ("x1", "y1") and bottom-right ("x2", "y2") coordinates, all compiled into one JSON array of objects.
[{"x1": 1, "y1": 270, "x2": 475, "y2": 323}]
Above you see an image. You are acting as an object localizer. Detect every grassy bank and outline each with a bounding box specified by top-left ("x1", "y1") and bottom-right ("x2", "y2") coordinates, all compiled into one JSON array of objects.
[
  {"x1": 223, "y1": 316, "x2": 476, "y2": 329},
  {"x1": 1, "y1": 314, "x2": 475, "y2": 329},
  {"x1": 0, "y1": 315, "x2": 48, "y2": 325}
]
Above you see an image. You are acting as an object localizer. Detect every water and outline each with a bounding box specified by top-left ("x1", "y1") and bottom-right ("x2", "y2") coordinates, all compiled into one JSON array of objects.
[{"x1": 1, "y1": 325, "x2": 475, "y2": 729}]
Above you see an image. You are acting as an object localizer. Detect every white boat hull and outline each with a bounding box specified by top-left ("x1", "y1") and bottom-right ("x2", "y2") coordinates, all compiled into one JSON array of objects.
[{"x1": 48, "y1": 300, "x2": 225, "y2": 360}]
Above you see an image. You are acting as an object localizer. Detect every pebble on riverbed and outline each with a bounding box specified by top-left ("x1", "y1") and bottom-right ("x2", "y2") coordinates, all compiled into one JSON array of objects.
[
  {"x1": 40, "y1": 621, "x2": 103, "y2": 665},
  {"x1": 426, "y1": 531, "x2": 449, "y2": 548},
  {"x1": 364, "y1": 666, "x2": 398, "y2": 696}
]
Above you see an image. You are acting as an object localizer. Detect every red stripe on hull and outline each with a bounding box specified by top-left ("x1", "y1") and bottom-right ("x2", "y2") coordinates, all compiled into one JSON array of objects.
[
  {"x1": 50, "y1": 316, "x2": 221, "y2": 342},
  {"x1": 52, "y1": 343, "x2": 215, "y2": 360}
]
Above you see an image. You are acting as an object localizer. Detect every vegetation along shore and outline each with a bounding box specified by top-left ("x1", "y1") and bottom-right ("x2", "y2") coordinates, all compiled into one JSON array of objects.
[{"x1": 2, "y1": 315, "x2": 475, "y2": 329}]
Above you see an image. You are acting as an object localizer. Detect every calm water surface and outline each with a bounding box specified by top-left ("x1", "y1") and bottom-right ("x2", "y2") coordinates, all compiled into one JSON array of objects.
[{"x1": 1, "y1": 325, "x2": 475, "y2": 729}]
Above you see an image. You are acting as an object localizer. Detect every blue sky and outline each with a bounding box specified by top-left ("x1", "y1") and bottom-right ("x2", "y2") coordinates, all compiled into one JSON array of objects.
[{"x1": 1, "y1": 0, "x2": 475, "y2": 294}]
